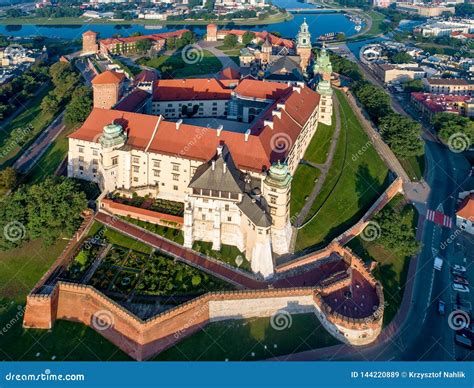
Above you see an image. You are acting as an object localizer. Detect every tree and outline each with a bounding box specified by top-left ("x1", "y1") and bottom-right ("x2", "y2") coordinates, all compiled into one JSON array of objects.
[
  {"x1": 242, "y1": 31, "x2": 255, "y2": 46},
  {"x1": 223, "y1": 34, "x2": 238, "y2": 48},
  {"x1": 353, "y1": 81, "x2": 391, "y2": 123},
  {"x1": 0, "y1": 168, "x2": 17, "y2": 195},
  {"x1": 40, "y1": 92, "x2": 60, "y2": 114},
  {"x1": 64, "y1": 86, "x2": 93, "y2": 129},
  {"x1": 379, "y1": 113, "x2": 424, "y2": 158},
  {"x1": 135, "y1": 39, "x2": 152, "y2": 54},
  {"x1": 403, "y1": 79, "x2": 423, "y2": 92},
  {"x1": 391, "y1": 52, "x2": 412, "y2": 64},
  {"x1": 433, "y1": 113, "x2": 474, "y2": 148}
]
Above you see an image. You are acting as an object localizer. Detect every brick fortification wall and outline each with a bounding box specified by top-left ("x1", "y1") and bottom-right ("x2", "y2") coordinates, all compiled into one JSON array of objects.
[{"x1": 24, "y1": 261, "x2": 384, "y2": 360}]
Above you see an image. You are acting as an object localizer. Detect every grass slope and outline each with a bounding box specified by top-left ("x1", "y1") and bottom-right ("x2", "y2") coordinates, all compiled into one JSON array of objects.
[
  {"x1": 290, "y1": 164, "x2": 321, "y2": 219},
  {"x1": 295, "y1": 90, "x2": 389, "y2": 251}
]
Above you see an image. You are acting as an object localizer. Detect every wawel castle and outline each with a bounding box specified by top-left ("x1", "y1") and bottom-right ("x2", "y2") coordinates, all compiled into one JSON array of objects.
[{"x1": 69, "y1": 25, "x2": 334, "y2": 279}]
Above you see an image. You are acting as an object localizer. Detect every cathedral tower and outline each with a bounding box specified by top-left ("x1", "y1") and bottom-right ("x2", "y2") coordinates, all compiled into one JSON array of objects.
[{"x1": 296, "y1": 19, "x2": 312, "y2": 74}]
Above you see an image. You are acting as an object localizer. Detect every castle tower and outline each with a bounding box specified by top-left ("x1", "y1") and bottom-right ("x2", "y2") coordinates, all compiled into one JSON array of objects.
[
  {"x1": 98, "y1": 123, "x2": 127, "y2": 191},
  {"x1": 206, "y1": 24, "x2": 218, "y2": 42},
  {"x1": 296, "y1": 18, "x2": 312, "y2": 74},
  {"x1": 261, "y1": 37, "x2": 272, "y2": 65},
  {"x1": 263, "y1": 162, "x2": 292, "y2": 255},
  {"x1": 92, "y1": 70, "x2": 125, "y2": 109},
  {"x1": 82, "y1": 30, "x2": 98, "y2": 55},
  {"x1": 314, "y1": 46, "x2": 333, "y2": 125}
]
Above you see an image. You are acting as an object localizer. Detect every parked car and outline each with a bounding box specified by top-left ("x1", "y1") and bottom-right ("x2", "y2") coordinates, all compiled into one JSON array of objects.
[
  {"x1": 438, "y1": 299, "x2": 446, "y2": 315},
  {"x1": 454, "y1": 276, "x2": 469, "y2": 286},
  {"x1": 453, "y1": 265, "x2": 467, "y2": 273},
  {"x1": 452, "y1": 270, "x2": 465, "y2": 277},
  {"x1": 455, "y1": 334, "x2": 473, "y2": 350},
  {"x1": 453, "y1": 283, "x2": 470, "y2": 293}
]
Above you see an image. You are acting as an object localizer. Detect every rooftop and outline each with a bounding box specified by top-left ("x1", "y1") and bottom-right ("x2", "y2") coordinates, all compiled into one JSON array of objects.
[
  {"x1": 91, "y1": 70, "x2": 125, "y2": 85},
  {"x1": 457, "y1": 193, "x2": 474, "y2": 220}
]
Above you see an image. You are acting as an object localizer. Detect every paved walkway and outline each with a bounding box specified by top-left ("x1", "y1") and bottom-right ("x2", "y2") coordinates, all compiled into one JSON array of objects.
[
  {"x1": 13, "y1": 111, "x2": 66, "y2": 175},
  {"x1": 95, "y1": 212, "x2": 267, "y2": 290},
  {"x1": 294, "y1": 95, "x2": 342, "y2": 228},
  {"x1": 198, "y1": 41, "x2": 240, "y2": 71}
]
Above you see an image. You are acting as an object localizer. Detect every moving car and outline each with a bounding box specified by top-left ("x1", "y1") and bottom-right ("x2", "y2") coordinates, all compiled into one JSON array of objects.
[
  {"x1": 452, "y1": 265, "x2": 467, "y2": 273},
  {"x1": 434, "y1": 257, "x2": 443, "y2": 271},
  {"x1": 437, "y1": 299, "x2": 446, "y2": 315},
  {"x1": 453, "y1": 276, "x2": 469, "y2": 286},
  {"x1": 452, "y1": 283, "x2": 470, "y2": 293}
]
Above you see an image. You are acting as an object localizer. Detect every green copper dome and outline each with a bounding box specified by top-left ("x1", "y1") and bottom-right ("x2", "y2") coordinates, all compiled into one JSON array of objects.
[
  {"x1": 99, "y1": 123, "x2": 127, "y2": 148},
  {"x1": 265, "y1": 162, "x2": 291, "y2": 188},
  {"x1": 313, "y1": 47, "x2": 333, "y2": 76}
]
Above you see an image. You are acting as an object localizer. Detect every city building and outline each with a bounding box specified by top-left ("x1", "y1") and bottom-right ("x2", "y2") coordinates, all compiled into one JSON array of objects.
[
  {"x1": 374, "y1": 63, "x2": 425, "y2": 84},
  {"x1": 411, "y1": 92, "x2": 474, "y2": 119},
  {"x1": 396, "y1": 3, "x2": 455, "y2": 17},
  {"x1": 420, "y1": 20, "x2": 474, "y2": 37},
  {"x1": 0, "y1": 45, "x2": 47, "y2": 67},
  {"x1": 68, "y1": 56, "x2": 333, "y2": 278},
  {"x1": 372, "y1": 0, "x2": 394, "y2": 8},
  {"x1": 423, "y1": 78, "x2": 474, "y2": 96},
  {"x1": 456, "y1": 192, "x2": 474, "y2": 234}
]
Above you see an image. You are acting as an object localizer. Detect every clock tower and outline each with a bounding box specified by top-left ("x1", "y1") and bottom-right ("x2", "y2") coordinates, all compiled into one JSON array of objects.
[{"x1": 296, "y1": 19, "x2": 312, "y2": 73}]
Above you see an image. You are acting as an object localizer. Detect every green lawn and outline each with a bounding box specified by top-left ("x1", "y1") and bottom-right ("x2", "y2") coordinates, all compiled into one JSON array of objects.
[
  {"x1": 0, "y1": 236, "x2": 130, "y2": 361},
  {"x1": 122, "y1": 217, "x2": 184, "y2": 245},
  {"x1": 155, "y1": 312, "x2": 340, "y2": 361},
  {"x1": 295, "y1": 90, "x2": 389, "y2": 252},
  {"x1": 25, "y1": 127, "x2": 74, "y2": 184},
  {"x1": 303, "y1": 111, "x2": 336, "y2": 165},
  {"x1": 290, "y1": 164, "x2": 321, "y2": 219},
  {"x1": 0, "y1": 84, "x2": 55, "y2": 168},
  {"x1": 347, "y1": 196, "x2": 417, "y2": 326},
  {"x1": 192, "y1": 241, "x2": 251, "y2": 272},
  {"x1": 139, "y1": 49, "x2": 223, "y2": 78},
  {"x1": 365, "y1": 10, "x2": 388, "y2": 37},
  {"x1": 400, "y1": 154, "x2": 425, "y2": 182}
]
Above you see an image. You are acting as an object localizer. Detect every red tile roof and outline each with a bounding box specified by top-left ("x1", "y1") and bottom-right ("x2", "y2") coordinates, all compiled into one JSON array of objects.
[
  {"x1": 457, "y1": 193, "x2": 474, "y2": 220},
  {"x1": 134, "y1": 69, "x2": 157, "y2": 84},
  {"x1": 99, "y1": 30, "x2": 189, "y2": 47},
  {"x1": 83, "y1": 30, "x2": 97, "y2": 36},
  {"x1": 217, "y1": 29, "x2": 294, "y2": 49},
  {"x1": 70, "y1": 80, "x2": 320, "y2": 172},
  {"x1": 114, "y1": 89, "x2": 150, "y2": 112},
  {"x1": 92, "y1": 70, "x2": 125, "y2": 85},
  {"x1": 411, "y1": 92, "x2": 470, "y2": 114},
  {"x1": 152, "y1": 78, "x2": 234, "y2": 101},
  {"x1": 233, "y1": 79, "x2": 291, "y2": 100},
  {"x1": 219, "y1": 67, "x2": 241, "y2": 80}
]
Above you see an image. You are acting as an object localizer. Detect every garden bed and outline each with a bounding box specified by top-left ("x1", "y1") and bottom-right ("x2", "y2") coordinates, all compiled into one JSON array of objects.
[{"x1": 110, "y1": 194, "x2": 184, "y2": 217}]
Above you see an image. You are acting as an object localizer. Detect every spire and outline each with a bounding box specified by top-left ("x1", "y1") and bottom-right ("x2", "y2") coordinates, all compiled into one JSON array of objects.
[{"x1": 296, "y1": 19, "x2": 311, "y2": 49}]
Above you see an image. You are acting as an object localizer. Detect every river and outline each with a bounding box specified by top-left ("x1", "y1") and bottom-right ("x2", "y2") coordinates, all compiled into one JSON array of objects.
[{"x1": 0, "y1": 1, "x2": 359, "y2": 42}]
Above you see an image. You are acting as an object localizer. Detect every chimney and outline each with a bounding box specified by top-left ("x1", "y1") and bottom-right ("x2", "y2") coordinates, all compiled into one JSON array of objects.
[
  {"x1": 272, "y1": 110, "x2": 281, "y2": 119},
  {"x1": 176, "y1": 119, "x2": 183, "y2": 130},
  {"x1": 223, "y1": 162, "x2": 227, "y2": 174},
  {"x1": 292, "y1": 86, "x2": 301, "y2": 94},
  {"x1": 277, "y1": 103, "x2": 285, "y2": 110},
  {"x1": 244, "y1": 129, "x2": 251, "y2": 142},
  {"x1": 217, "y1": 144, "x2": 223, "y2": 156},
  {"x1": 264, "y1": 119, "x2": 274, "y2": 129},
  {"x1": 212, "y1": 160, "x2": 216, "y2": 170},
  {"x1": 296, "y1": 81, "x2": 305, "y2": 88},
  {"x1": 217, "y1": 125, "x2": 223, "y2": 137}
]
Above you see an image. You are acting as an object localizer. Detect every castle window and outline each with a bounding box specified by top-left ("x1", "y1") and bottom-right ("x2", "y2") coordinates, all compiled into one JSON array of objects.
[
  {"x1": 193, "y1": 188, "x2": 200, "y2": 195},
  {"x1": 230, "y1": 193, "x2": 238, "y2": 200},
  {"x1": 172, "y1": 174, "x2": 179, "y2": 181},
  {"x1": 202, "y1": 214, "x2": 206, "y2": 221},
  {"x1": 79, "y1": 156, "x2": 84, "y2": 162},
  {"x1": 78, "y1": 146, "x2": 84, "y2": 153},
  {"x1": 227, "y1": 216, "x2": 232, "y2": 222},
  {"x1": 92, "y1": 168, "x2": 97, "y2": 174},
  {"x1": 92, "y1": 159, "x2": 98, "y2": 165},
  {"x1": 133, "y1": 166, "x2": 139, "y2": 173},
  {"x1": 211, "y1": 190, "x2": 219, "y2": 197},
  {"x1": 154, "y1": 170, "x2": 160, "y2": 177},
  {"x1": 172, "y1": 164, "x2": 180, "y2": 172},
  {"x1": 112, "y1": 157, "x2": 118, "y2": 166},
  {"x1": 133, "y1": 177, "x2": 139, "y2": 182},
  {"x1": 202, "y1": 189, "x2": 210, "y2": 196},
  {"x1": 270, "y1": 207, "x2": 276, "y2": 215},
  {"x1": 79, "y1": 166, "x2": 84, "y2": 171},
  {"x1": 92, "y1": 149, "x2": 99, "y2": 156},
  {"x1": 225, "y1": 204, "x2": 229, "y2": 211},
  {"x1": 173, "y1": 185, "x2": 178, "y2": 191},
  {"x1": 269, "y1": 195, "x2": 277, "y2": 204},
  {"x1": 132, "y1": 156, "x2": 140, "y2": 164}
]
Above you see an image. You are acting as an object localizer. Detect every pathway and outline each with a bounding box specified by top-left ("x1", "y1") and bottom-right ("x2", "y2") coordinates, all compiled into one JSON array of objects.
[
  {"x1": 13, "y1": 111, "x2": 66, "y2": 175},
  {"x1": 95, "y1": 212, "x2": 267, "y2": 290},
  {"x1": 294, "y1": 94, "x2": 342, "y2": 228}
]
